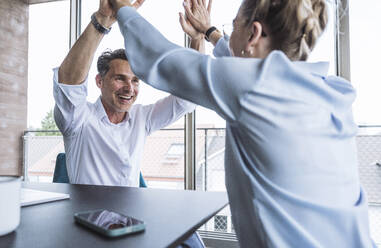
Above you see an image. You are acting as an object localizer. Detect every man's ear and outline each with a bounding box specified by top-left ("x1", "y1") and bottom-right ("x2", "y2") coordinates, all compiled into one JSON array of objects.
[
  {"x1": 96, "y1": 74, "x2": 103, "y2": 89},
  {"x1": 245, "y1": 21, "x2": 264, "y2": 52}
]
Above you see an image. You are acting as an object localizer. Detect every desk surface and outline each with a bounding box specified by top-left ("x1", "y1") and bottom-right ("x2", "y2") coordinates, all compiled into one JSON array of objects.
[{"x1": 1, "y1": 183, "x2": 228, "y2": 248}]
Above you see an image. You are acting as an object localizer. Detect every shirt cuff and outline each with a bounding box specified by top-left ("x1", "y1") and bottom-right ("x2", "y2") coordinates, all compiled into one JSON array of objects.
[
  {"x1": 213, "y1": 35, "x2": 232, "y2": 57},
  {"x1": 117, "y1": 6, "x2": 140, "y2": 25},
  {"x1": 53, "y1": 67, "x2": 88, "y2": 107},
  {"x1": 52, "y1": 67, "x2": 88, "y2": 87}
]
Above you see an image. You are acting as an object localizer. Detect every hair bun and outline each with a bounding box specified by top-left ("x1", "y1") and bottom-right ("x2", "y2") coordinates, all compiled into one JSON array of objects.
[{"x1": 241, "y1": 0, "x2": 328, "y2": 61}]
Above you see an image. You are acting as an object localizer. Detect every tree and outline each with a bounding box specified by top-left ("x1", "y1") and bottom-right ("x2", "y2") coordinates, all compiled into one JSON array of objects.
[{"x1": 36, "y1": 109, "x2": 62, "y2": 136}]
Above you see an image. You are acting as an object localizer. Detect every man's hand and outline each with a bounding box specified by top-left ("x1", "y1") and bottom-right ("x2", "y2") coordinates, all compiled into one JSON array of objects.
[
  {"x1": 179, "y1": 12, "x2": 204, "y2": 40},
  {"x1": 183, "y1": 0, "x2": 212, "y2": 34},
  {"x1": 108, "y1": 0, "x2": 145, "y2": 13},
  {"x1": 96, "y1": 0, "x2": 117, "y2": 28}
]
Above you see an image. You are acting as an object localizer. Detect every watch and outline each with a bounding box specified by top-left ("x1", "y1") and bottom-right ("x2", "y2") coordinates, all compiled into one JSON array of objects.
[
  {"x1": 91, "y1": 13, "x2": 112, "y2": 34},
  {"x1": 205, "y1": 26, "x2": 217, "y2": 42}
]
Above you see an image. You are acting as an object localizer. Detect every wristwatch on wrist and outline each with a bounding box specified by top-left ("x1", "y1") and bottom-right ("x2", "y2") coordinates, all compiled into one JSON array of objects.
[
  {"x1": 205, "y1": 26, "x2": 217, "y2": 42},
  {"x1": 91, "y1": 13, "x2": 112, "y2": 34}
]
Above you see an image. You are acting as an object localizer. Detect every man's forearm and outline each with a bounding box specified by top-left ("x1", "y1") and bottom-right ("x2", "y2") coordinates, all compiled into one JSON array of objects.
[
  {"x1": 58, "y1": 13, "x2": 113, "y2": 85},
  {"x1": 190, "y1": 38, "x2": 205, "y2": 54}
]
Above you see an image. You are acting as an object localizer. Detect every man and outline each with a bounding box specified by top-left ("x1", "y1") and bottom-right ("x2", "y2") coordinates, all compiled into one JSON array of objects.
[
  {"x1": 54, "y1": 1, "x2": 200, "y2": 187},
  {"x1": 54, "y1": 1, "x2": 205, "y2": 247}
]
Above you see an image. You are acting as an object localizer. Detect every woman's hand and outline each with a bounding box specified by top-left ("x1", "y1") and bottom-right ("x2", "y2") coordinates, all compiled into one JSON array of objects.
[
  {"x1": 179, "y1": 12, "x2": 204, "y2": 40},
  {"x1": 182, "y1": 0, "x2": 212, "y2": 34}
]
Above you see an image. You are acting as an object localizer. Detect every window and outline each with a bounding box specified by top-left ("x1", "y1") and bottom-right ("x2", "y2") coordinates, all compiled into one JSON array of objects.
[
  {"x1": 166, "y1": 144, "x2": 184, "y2": 157},
  {"x1": 26, "y1": 0, "x2": 70, "y2": 182},
  {"x1": 28, "y1": 0, "x2": 70, "y2": 129},
  {"x1": 80, "y1": 0, "x2": 187, "y2": 190},
  {"x1": 214, "y1": 215, "x2": 228, "y2": 232},
  {"x1": 80, "y1": 0, "x2": 185, "y2": 107},
  {"x1": 193, "y1": 1, "x2": 242, "y2": 236},
  {"x1": 161, "y1": 143, "x2": 184, "y2": 166},
  {"x1": 308, "y1": 1, "x2": 336, "y2": 74},
  {"x1": 350, "y1": 1, "x2": 381, "y2": 125}
]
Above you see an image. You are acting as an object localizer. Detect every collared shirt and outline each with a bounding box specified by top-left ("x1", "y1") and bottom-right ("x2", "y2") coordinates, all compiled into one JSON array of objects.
[
  {"x1": 117, "y1": 7, "x2": 375, "y2": 248},
  {"x1": 53, "y1": 68, "x2": 195, "y2": 187}
]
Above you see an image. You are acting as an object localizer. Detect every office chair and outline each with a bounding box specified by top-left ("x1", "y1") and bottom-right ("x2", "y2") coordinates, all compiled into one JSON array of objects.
[{"x1": 53, "y1": 153, "x2": 147, "y2": 188}]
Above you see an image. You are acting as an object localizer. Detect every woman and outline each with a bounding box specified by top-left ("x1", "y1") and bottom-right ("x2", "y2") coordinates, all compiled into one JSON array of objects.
[{"x1": 108, "y1": 0, "x2": 375, "y2": 247}]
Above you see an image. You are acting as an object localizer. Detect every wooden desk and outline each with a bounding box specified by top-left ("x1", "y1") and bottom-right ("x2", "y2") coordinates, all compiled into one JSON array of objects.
[{"x1": 0, "y1": 182, "x2": 228, "y2": 248}]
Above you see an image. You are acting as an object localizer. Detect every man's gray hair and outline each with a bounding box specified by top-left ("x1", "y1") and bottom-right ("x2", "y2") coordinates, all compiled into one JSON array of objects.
[{"x1": 97, "y1": 49, "x2": 127, "y2": 78}]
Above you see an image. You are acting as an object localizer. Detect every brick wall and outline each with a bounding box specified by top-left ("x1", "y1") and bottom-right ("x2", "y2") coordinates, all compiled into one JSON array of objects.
[{"x1": 0, "y1": 0, "x2": 28, "y2": 176}]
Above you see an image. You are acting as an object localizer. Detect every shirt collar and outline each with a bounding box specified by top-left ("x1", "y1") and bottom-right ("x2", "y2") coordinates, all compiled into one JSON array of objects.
[
  {"x1": 95, "y1": 97, "x2": 131, "y2": 125},
  {"x1": 270, "y1": 50, "x2": 330, "y2": 78},
  {"x1": 294, "y1": 60, "x2": 330, "y2": 78}
]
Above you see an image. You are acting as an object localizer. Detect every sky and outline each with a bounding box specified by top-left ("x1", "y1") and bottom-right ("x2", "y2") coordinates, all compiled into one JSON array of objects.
[{"x1": 27, "y1": 0, "x2": 381, "y2": 129}]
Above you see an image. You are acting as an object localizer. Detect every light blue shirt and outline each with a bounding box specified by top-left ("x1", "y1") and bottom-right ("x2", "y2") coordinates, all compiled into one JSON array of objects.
[
  {"x1": 117, "y1": 7, "x2": 375, "y2": 248},
  {"x1": 53, "y1": 68, "x2": 195, "y2": 186}
]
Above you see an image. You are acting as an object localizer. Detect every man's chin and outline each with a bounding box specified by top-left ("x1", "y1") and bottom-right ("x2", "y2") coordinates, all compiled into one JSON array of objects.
[
  {"x1": 116, "y1": 103, "x2": 133, "y2": 112},
  {"x1": 115, "y1": 100, "x2": 135, "y2": 112},
  {"x1": 116, "y1": 107, "x2": 130, "y2": 113}
]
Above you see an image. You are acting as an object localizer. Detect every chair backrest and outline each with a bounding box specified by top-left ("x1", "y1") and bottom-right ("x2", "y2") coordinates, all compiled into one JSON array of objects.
[
  {"x1": 53, "y1": 153, "x2": 69, "y2": 183},
  {"x1": 53, "y1": 153, "x2": 147, "y2": 188}
]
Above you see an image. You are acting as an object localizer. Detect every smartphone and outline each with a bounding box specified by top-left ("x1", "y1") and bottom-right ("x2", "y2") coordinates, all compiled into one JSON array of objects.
[{"x1": 74, "y1": 209, "x2": 145, "y2": 237}]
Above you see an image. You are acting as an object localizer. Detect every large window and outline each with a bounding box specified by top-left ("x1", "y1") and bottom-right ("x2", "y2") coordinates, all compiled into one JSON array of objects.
[
  {"x1": 28, "y1": 0, "x2": 70, "y2": 129},
  {"x1": 80, "y1": 0, "x2": 185, "y2": 106},
  {"x1": 350, "y1": 1, "x2": 381, "y2": 125},
  {"x1": 194, "y1": 1, "x2": 241, "y2": 237},
  {"x1": 80, "y1": 0, "x2": 186, "y2": 190},
  {"x1": 26, "y1": 0, "x2": 70, "y2": 182}
]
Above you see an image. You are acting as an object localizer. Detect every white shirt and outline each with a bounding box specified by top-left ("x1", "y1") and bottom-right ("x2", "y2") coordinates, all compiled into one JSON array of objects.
[
  {"x1": 52, "y1": 68, "x2": 195, "y2": 187},
  {"x1": 117, "y1": 7, "x2": 375, "y2": 248}
]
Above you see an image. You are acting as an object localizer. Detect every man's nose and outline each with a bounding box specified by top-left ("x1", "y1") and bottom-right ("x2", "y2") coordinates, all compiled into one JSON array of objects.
[{"x1": 122, "y1": 80, "x2": 133, "y2": 90}]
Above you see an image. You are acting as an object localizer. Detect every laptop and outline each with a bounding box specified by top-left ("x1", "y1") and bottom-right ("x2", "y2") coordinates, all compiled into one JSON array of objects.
[{"x1": 21, "y1": 188, "x2": 70, "y2": 207}]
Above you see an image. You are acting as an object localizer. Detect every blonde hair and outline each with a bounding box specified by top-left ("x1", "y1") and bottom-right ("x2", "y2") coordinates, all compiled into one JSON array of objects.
[{"x1": 241, "y1": 0, "x2": 328, "y2": 61}]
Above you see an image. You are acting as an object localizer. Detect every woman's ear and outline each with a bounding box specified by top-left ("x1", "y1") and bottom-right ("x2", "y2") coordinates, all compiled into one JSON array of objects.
[
  {"x1": 96, "y1": 74, "x2": 102, "y2": 89},
  {"x1": 245, "y1": 21, "x2": 264, "y2": 52}
]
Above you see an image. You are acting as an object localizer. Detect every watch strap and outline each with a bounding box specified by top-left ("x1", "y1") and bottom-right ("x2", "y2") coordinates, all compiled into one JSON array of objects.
[
  {"x1": 205, "y1": 26, "x2": 217, "y2": 41},
  {"x1": 91, "y1": 13, "x2": 112, "y2": 34}
]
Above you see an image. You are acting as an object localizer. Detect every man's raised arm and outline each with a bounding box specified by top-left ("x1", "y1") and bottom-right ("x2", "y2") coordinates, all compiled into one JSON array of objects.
[{"x1": 58, "y1": 0, "x2": 115, "y2": 85}]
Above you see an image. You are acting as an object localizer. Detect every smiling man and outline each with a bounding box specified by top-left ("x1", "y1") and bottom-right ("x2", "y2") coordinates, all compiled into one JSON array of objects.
[
  {"x1": 52, "y1": 1, "x2": 206, "y2": 246},
  {"x1": 52, "y1": 1, "x2": 197, "y2": 187},
  {"x1": 95, "y1": 50, "x2": 141, "y2": 124}
]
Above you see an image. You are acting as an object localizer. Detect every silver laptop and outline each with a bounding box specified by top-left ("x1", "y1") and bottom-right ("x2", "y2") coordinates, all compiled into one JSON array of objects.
[{"x1": 21, "y1": 188, "x2": 70, "y2": 207}]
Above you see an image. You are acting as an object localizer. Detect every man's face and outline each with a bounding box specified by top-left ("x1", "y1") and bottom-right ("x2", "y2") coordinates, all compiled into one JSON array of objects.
[{"x1": 96, "y1": 59, "x2": 139, "y2": 113}]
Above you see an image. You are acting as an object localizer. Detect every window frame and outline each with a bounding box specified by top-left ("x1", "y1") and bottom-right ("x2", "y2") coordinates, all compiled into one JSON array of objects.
[{"x1": 335, "y1": 0, "x2": 351, "y2": 81}]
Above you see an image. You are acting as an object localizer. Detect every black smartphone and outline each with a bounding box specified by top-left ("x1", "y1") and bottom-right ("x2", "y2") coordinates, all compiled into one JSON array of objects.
[{"x1": 74, "y1": 209, "x2": 145, "y2": 237}]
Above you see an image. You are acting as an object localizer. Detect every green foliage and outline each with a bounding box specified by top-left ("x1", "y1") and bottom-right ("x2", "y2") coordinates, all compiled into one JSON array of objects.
[{"x1": 36, "y1": 109, "x2": 62, "y2": 136}]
